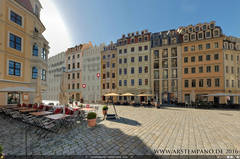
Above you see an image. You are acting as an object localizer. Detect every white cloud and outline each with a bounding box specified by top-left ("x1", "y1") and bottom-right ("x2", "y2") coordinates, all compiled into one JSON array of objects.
[{"x1": 39, "y1": 0, "x2": 73, "y2": 57}]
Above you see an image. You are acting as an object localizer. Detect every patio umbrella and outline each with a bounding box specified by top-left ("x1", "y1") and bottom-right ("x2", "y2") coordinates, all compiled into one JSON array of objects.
[
  {"x1": 104, "y1": 93, "x2": 119, "y2": 97},
  {"x1": 120, "y1": 93, "x2": 134, "y2": 96},
  {"x1": 137, "y1": 94, "x2": 153, "y2": 97}
]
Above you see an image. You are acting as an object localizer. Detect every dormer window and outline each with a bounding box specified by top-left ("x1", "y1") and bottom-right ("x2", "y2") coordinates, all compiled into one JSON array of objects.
[
  {"x1": 195, "y1": 26, "x2": 200, "y2": 32},
  {"x1": 202, "y1": 25, "x2": 207, "y2": 30},
  {"x1": 131, "y1": 39, "x2": 134, "y2": 43},
  {"x1": 190, "y1": 33, "x2": 196, "y2": 41},
  {"x1": 210, "y1": 22, "x2": 215, "y2": 29},
  {"x1": 224, "y1": 42, "x2": 228, "y2": 49},
  {"x1": 229, "y1": 43, "x2": 234, "y2": 50},
  {"x1": 213, "y1": 29, "x2": 220, "y2": 37},
  {"x1": 205, "y1": 30, "x2": 211, "y2": 38},
  {"x1": 35, "y1": 4, "x2": 40, "y2": 17},
  {"x1": 183, "y1": 34, "x2": 189, "y2": 42},
  {"x1": 139, "y1": 37, "x2": 142, "y2": 42},
  {"x1": 189, "y1": 27, "x2": 193, "y2": 32}
]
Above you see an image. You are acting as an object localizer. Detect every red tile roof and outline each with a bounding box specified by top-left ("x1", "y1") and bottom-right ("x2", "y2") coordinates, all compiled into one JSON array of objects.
[{"x1": 15, "y1": 0, "x2": 34, "y2": 13}]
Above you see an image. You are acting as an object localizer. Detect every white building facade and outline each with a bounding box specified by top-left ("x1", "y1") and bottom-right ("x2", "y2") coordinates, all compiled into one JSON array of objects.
[
  {"x1": 42, "y1": 52, "x2": 65, "y2": 101},
  {"x1": 81, "y1": 44, "x2": 104, "y2": 103}
]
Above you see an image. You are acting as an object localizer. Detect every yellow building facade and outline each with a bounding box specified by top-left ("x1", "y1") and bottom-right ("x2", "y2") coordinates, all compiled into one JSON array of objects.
[{"x1": 0, "y1": 0, "x2": 49, "y2": 105}]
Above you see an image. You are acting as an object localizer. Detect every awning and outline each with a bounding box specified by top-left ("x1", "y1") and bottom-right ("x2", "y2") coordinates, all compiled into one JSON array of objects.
[
  {"x1": 201, "y1": 93, "x2": 240, "y2": 97},
  {"x1": 0, "y1": 87, "x2": 35, "y2": 92}
]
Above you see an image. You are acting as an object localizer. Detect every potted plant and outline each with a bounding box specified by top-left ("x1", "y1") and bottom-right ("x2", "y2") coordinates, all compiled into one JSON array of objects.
[
  {"x1": 87, "y1": 112, "x2": 97, "y2": 127},
  {"x1": 102, "y1": 105, "x2": 108, "y2": 120}
]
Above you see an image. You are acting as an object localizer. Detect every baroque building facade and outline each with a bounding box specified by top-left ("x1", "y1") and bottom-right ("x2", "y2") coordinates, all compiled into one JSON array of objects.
[{"x1": 0, "y1": 0, "x2": 49, "y2": 105}]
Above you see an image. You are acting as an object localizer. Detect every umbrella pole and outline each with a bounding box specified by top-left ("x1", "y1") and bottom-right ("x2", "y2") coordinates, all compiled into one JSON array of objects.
[{"x1": 112, "y1": 99, "x2": 119, "y2": 119}]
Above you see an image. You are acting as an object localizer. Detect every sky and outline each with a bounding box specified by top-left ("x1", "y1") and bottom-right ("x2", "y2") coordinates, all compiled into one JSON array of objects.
[{"x1": 39, "y1": 0, "x2": 240, "y2": 57}]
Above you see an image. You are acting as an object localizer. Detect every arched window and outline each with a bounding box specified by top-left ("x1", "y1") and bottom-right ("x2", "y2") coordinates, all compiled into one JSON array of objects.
[{"x1": 32, "y1": 67, "x2": 38, "y2": 79}]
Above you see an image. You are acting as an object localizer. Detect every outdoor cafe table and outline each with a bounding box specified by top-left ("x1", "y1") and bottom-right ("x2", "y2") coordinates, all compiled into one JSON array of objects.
[
  {"x1": 12, "y1": 107, "x2": 28, "y2": 110},
  {"x1": 45, "y1": 114, "x2": 70, "y2": 120},
  {"x1": 19, "y1": 108, "x2": 37, "y2": 113},
  {"x1": 30, "y1": 111, "x2": 53, "y2": 116}
]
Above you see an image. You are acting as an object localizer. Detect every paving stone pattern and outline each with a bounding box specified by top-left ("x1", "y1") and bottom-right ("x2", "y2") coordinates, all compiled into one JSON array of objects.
[{"x1": 0, "y1": 106, "x2": 240, "y2": 157}]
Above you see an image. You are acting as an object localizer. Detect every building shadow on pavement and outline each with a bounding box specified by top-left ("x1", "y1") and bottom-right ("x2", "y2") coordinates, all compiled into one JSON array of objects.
[
  {"x1": 0, "y1": 113, "x2": 155, "y2": 156},
  {"x1": 106, "y1": 117, "x2": 141, "y2": 126}
]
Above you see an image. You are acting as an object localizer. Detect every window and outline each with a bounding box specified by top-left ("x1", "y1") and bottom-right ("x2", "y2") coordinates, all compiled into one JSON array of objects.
[
  {"x1": 72, "y1": 73, "x2": 75, "y2": 79},
  {"x1": 72, "y1": 83, "x2": 75, "y2": 90},
  {"x1": 215, "y1": 65, "x2": 219, "y2": 72},
  {"x1": 215, "y1": 79, "x2": 220, "y2": 87},
  {"x1": 199, "y1": 79, "x2": 204, "y2": 87},
  {"x1": 32, "y1": 67, "x2": 38, "y2": 79},
  {"x1": 124, "y1": 68, "x2": 127, "y2": 75},
  {"x1": 205, "y1": 31, "x2": 211, "y2": 38},
  {"x1": 119, "y1": 59, "x2": 122, "y2": 64},
  {"x1": 172, "y1": 69, "x2": 177, "y2": 78},
  {"x1": 72, "y1": 63, "x2": 75, "y2": 69},
  {"x1": 10, "y1": 10, "x2": 22, "y2": 26},
  {"x1": 68, "y1": 64, "x2": 71, "y2": 70},
  {"x1": 144, "y1": 55, "x2": 148, "y2": 61},
  {"x1": 124, "y1": 49, "x2": 127, "y2": 53},
  {"x1": 139, "y1": 56, "x2": 142, "y2": 62},
  {"x1": 103, "y1": 84, "x2": 105, "y2": 89},
  {"x1": 131, "y1": 79, "x2": 134, "y2": 86},
  {"x1": 77, "y1": 54, "x2": 80, "y2": 58},
  {"x1": 191, "y1": 67, "x2": 196, "y2": 73},
  {"x1": 124, "y1": 80, "x2": 127, "y2": 86},
  {"x1": 139, "y1": 46, "x2": 142, "y2": 51},
  {"x1": 119, "y1": 49, "x2": 122, "y2": 54},
  {"x1": 9, "y1": 61, "x2": 21, "y2": 76},
  {"x1": 231, "y1": 55, "x2": 233, "y2": 61},
  {"x1": 198, "y1": 32, "x2": 203, "y2": 39},
  {"x1": 145, "y1": 79, "x2": 148, "y2": 85},
  {"x1": 9, "y1": 33, "x2": 22, "y2": 51},
  {"x1": 119, "y1": 68, "x2": 122, "y2": 75},
  {"x1": 7, "y1": 92, "x2": 20, "y2": 105},
  {"x1": 72, "y1": 55, "x2": 75, "y2": 59},
  {"x1": 191, "y1": 56, "x2": 195, "y2": 62},
  {"x1": 131, "y1": 47, "x2": 134, "y2": 52},
  {"x1": 139, "y1": 38, "x2": 142, "y2": 42},
  {"x1": 184, "y1": 46, "x2": 188, "y2": 52},
  {"x1": 184, "y1": 80, "x2": 189, "y2": 88},
  {"x1": 103, "y1": 55, "x2": 106, "y2": 59},
  {"x1": 226, "y1": 80, "x2": 229, "y2": 88},
  {"x1": 198, "y1": 56, "x2": 203, "y2": 62},
  {"x1": 139, "y1": 79, "x2": 142, "y2": 86},
  {"x1": 198, "y1": 44, "x2": 203, "y2": 50},
  {"x1": 206, "y1": 43, "x2": 211, "y2": 49},
  {"x1": 154, "y1": 50, "x2": 159, "y2": 59},
  {"x1": 119, "y1": 80, "x2": 122, "y2": 86},
  {"x1": 144, "y1": 66, "x2": 148, "y2": 73},
  {"x1": 191, "y1": 45, "x2": 195, "y2": 51},
  {"x1": 112, "y1": 63, "x2": 115, "y2": 68},
  {"x1": 231, "y1": 67, "x2": 234, "y2": 74},
  {"x1": 77, "y1": 73, "x2": 80, "y2": 79},
  {"x1": 107, "y1": 83, "x2": 109, "y2": 89},
  {"x1": 131, "y1": 67, "x2": 134, "y2": 74},
  {"x1": 131, "y1": 57, "x2": 134, "y2": 62},
  {"x1": 232, "y1": 80, "x2": 234, "y2": 87},
  {"x1": 139, "y1": 67, "x2": 142, "y2": 73},
  {"x1": 184, "y1": 57, "x2": 188, "y2": 63},
  {"x1": 214, "y1": 42, "x2": 219, "y2": 48},
  {"x1": 32, "y1": 44, "x2": 38, "y2": 56},
  {"x1": 207, "y1": 79, "x2": 211, "y2": 87},
  {"x1": 226, "y1": 54, "x2": 228, "y2": 60},
  {"x1": 206, "y1": 55, "x2": 211, "y2": 61},
  {"x1": 68, "y1": 56, "x2": 71, "y2": 60},
  {"x1": 206, "y1": 66, "x2": 211, "y2": 72},
  {"x1": 68, "y1": 74, "x2": 70, "y2": 79},
  {"x1": 199, "y1": 66, "x2": 203, "y2": 73},
  {"x1": 112, "y1": 54, "x2": 115, "y2": 58},
  {"x1": 184, "y1": 68, "x2": 188, "y2": 74},
  {"x1": 144, "y1": 46, "x2": 148, "y2": 50},
  {"x1": 77, "y1": 83, "x2": 80, "y2": 89},
  {"x1": 77, "y1": 62, "x2": 80, "y2": 68},
  {"x1": 112, "y1": 83, "x2": 115, "y2": 89},
  {"x1": 214, "y1": 54, "x2": 219, "y2": 60},
  {"x1": 102, "y1": 64, "x2": 106, "y2": 69},
  {"x1": 226, "y1": 66, "x2": 229, "y2": 73},
  {"x1": 41, "y1": 48, "x2": 46, "y2": 60},
  {"x1": 41, "y1": 69, "x2": 46, "y2": 81},
  {"x1": 112, "y1": 73, "x2": 115, "y2": 78},
  {"x1": 124, "y1": 58, "x2": 127, "y2": 63},
  {"x1": 192, "y1": 80, "x2": 196, "y2": 87},
  {"x1": 68, "y1": 84, "x2": 70, "y2": 89}
]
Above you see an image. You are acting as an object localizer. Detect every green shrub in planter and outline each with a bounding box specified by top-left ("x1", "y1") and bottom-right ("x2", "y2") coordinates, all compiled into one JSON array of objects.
[
  {"x1": 102, "y1": 105, "x2": 108, "y2": 110},
  {"x1": 87, "y1": 112, "x2": 97, "y2": 119}
]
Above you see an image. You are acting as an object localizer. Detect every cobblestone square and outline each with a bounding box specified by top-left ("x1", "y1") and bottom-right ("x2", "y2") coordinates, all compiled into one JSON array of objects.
[{"x1": 1, "y1": 106, "x2": 240, "y2": 157}]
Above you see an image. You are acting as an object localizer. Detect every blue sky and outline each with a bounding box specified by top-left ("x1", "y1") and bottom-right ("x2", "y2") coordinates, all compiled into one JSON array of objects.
[{"x1": 41, "y1": 0, "x2": 240, "y2": 56}]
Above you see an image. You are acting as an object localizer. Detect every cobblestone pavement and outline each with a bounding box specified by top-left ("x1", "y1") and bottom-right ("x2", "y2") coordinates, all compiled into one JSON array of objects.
[{"x1": 0, "y1": 106, "x2": 240, "y2": 157}]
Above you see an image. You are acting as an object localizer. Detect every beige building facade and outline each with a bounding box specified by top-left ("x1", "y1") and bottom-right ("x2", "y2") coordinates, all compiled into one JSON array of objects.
[{"x1": 0, "y1": 0, "x2": 49, "y2": 105}]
